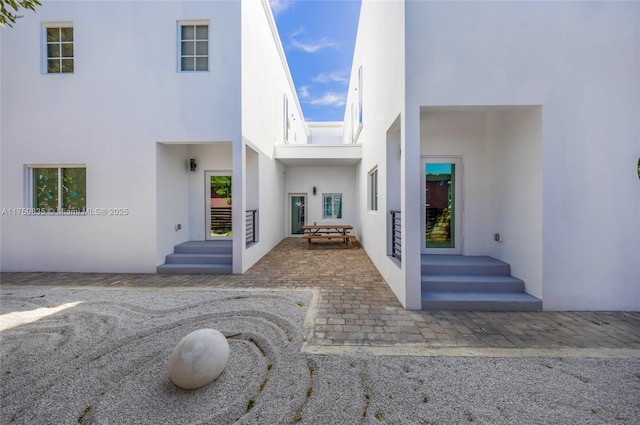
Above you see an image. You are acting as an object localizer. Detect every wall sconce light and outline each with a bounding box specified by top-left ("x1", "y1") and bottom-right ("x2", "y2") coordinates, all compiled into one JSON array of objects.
[
  {"x1": 313, "y1": 186, "x2": 317, "y2": 195},
  {"x1": 189, "y1": 158, "x2": 197, "y2": 172}
]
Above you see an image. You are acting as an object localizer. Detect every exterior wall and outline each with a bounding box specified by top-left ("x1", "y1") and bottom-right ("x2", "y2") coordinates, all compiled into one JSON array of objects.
[
  {"x1": 343, "y1": 0, "x2": 409, "y2": 307},
  {"x1": 0, "y1": 1, "x2": 242, "y2": 272},
  {"x1": 406, "y1": 1, "x2": 640, "y2": 310},
  {"x1": 156, "y1": 144, "x2": 190, "y2": 267},
  {"x1": 284, "y1": 166, "x2": 358, "y2": 236},
  {"x1": 240, "y1": 0, "x2": 306, "y2": 271},
  {"x1": 486, "y1": 108, "x2": 543, "y2": 299}
]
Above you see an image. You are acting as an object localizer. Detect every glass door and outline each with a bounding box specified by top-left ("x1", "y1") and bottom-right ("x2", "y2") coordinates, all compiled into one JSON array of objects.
[
  {"x1": 205, "y1": 171, "x2": 232, "y2": 240},
  {"x1": 290, "y1": 195, "x2": 306, "y2": 235},
  {"x1": 421, "y1": 158, "x2": 462, "y2": 254}
]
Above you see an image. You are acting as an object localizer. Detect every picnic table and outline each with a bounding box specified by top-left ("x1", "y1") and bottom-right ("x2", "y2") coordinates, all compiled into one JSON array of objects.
[{"x1": 302, "y1": 225, "x2": 353, "y2": 249}]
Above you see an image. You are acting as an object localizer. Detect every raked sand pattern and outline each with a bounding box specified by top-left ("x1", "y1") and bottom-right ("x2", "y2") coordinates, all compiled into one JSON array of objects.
[{"x1": 1, "y1": 287, "x2": 639, "y2": 424}]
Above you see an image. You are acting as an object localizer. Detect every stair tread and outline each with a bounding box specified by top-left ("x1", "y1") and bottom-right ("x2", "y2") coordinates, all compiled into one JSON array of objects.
[
  {"x1": 422, "y1": 291, "x2": 541, "y2": 302},
  {"x1": 167, "y1": 253, "x2": 231, "y2": 258},
  {"x1": 422, "y1": 275, "x2": 523, "y2": 282},
  {"x1": 421, "y1": 255, "x2": 508, "y2": 266},
  {"x1": 176, "y1": 241, "x2": 232, "y2": 247},
  {"x1": 158, "y1": 263, "x2": 231, "y2": 268}
]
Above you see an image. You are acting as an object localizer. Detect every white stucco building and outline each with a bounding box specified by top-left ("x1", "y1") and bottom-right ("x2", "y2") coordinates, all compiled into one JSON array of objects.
[{"x1": 1, "y1": 0, "x2": 638, "y2": 311}]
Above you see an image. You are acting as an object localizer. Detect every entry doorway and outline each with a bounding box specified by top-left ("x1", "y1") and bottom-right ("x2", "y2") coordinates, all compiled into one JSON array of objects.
[
  {"x1": 289, "y1": 194, "x2": 306, "y2": 236},
  {"x1": 205, "y1": 171, "x2": 232, "y2": 240},
  {"x1": 421, "y1": 157, "x2": 462, "y2": 254}
]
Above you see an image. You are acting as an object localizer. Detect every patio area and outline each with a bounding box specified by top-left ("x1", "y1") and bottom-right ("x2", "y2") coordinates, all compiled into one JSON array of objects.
[{"x1": 2, "y1": 238, "x2": 639, "y2": 355}]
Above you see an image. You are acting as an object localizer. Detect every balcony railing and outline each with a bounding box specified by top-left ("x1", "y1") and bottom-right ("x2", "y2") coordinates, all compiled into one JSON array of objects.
[
  {"x1": 390, "y1": 210, "x2": 401, "y2": 261},
  {"x1": 246, "y1": 209, "x2": 257, "y2": 245}
]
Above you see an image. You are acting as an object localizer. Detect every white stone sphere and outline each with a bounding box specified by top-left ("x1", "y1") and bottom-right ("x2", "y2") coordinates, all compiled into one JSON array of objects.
[{"x1": 169, "y1": 329, "x2": 230, "y2": 390}]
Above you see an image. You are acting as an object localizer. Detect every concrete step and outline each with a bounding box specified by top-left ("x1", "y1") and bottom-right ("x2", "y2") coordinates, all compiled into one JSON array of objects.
[
  {"x1": 174, "y1": 241, "x2": 232, "y2": 254},
  {"x1": 164, "y1": 253, "x2": 232, "y2": 264},
  {"x1": 156, "y1": 263, "x2": 232, "y2": 275},
  {"x1": 421, "y1": 275, "x2": 525, "y2": 293},
  {"x1": 421, "y1": 255, "x2": 510, "y2": 276},
  {"x1": 421, "y1": 291, "x2": 543, "y2": 312},
  {"x1": 157, "y1": 241, "x2": 233, "y2": 275}
]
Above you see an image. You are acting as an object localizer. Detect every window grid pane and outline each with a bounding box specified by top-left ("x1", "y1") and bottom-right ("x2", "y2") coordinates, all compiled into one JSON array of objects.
[
  {"x1": 62, "y1": 168, "x2": 86, "y2": 211},
  {"x1": 181, "y1": 41, "x2": 194, "y2": 56},
  {"x1": 47, "y1": 44, "x2": 60, "y2": 58},
  {"x1": 195, "y1": 57, "x2": 208, "y2": 71},
  {"x1": 61, "y1": 43, "x2": 73, "y2": 57},
  {"x1": 60, "y1": 27, "x2": 73, "y2": 42},
  {"x1": 181, "y1": 25, "x2": 195, "y2": 40},
  {"x1": 181, "y1": 57, "x2": 195, "y2": 72},
  {"x1": 46, "y1": 27, "x2": 59, "y2": 42},
  {"x1": 180, "y1": 23, "x2": 208, "y2": 71},
  {"x1": 34, "y1": 168, "x2": 60, "y2": 212}
]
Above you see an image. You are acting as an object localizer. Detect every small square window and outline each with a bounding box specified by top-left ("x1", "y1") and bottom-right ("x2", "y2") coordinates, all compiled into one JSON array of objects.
[
  {"x1": 32, "y1": 166, "x2": 86, "y2": 212},
  {"x1": 44, "y1": 24, "x2": 74, "y2": 73},
  {"x1": 322, "y1": 193, "x2": 342, "y2": 219},
  {"x1": 179, "y1": 22, "x2": 209, "y2": 72}
]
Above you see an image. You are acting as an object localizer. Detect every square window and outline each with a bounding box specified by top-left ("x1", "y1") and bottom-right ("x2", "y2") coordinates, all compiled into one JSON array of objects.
[
  {"x1": 322, "y1": 193, "x2": 342, "y2": 219},
  {"x1": 179, "y1": 22, "x2": 209, "y2": 72},
  {"x1": 32, "y1": 166, "x2": 86, "y2": 213},
  {"x1": 44, "y1": 24, "x2": 74, "y2": 74}
]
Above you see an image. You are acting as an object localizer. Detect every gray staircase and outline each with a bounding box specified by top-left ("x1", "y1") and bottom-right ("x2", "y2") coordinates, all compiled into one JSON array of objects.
[
  {"x1": 157, "y1": 241, "x2": 232, "y2": 274},
  {"x1": 421, "y1": 255, "x2": 542, "y2": 311}
]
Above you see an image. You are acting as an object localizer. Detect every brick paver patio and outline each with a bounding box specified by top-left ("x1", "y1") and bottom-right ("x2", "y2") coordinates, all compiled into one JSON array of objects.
[{"x1": 2, "y1": 238, "x2": 639, "y2": 353}]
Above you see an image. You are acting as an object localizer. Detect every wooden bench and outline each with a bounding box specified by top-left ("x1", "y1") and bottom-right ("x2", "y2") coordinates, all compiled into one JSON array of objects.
[{"x1": 302, "y1": 225, "x2": 353, "y2": 249}]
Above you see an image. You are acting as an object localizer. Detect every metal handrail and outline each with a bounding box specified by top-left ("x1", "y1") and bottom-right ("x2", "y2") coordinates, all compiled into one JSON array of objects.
[
  {"x1": 245, "y1": 209, "x2": 257, "y2": 245},
  {"x1": 390, "y1": 210, "x2": 401, "y2": 261}
]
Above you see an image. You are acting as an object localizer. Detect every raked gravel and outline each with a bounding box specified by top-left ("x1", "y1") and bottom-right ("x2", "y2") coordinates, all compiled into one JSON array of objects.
[{"x1": 1, "y1": 287, "x2": 638, "y2": 424}]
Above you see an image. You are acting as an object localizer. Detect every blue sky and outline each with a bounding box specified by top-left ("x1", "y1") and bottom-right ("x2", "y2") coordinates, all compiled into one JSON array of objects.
[{"x1": 270, "y1": 0, "x2": 361, "y2": 122}]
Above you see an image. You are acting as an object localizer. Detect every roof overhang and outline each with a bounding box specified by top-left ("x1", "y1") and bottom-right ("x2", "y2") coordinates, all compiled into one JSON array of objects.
[{"x1": 274, "y1": 144, "x2": 362, "y2": 167}]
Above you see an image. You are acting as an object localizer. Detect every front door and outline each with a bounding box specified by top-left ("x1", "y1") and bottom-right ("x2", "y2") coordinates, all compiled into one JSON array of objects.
[
  {"x1": 421, "y1": 157, "x2": 462, "y2": 254},
  {"x1": 290, "y1": 195, "x2": 306, "y2": 235},
  {"x1": 205, "y1": 171, "x2": 232, "y2": 240}
]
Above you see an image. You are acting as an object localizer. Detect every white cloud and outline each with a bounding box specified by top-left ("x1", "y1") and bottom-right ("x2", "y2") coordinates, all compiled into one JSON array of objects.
[
  {"x1": 290, "y1": 37, "x2": 339, "y2": 53},
  {"x1": 269, "y1": 0, "x2": 293, "y2": 17},
  {"x1": 298, "y1": 85, "x2": 311, "y2": 99},
  {"x1": 288, "y1": 29, "x2": 339, "y2": 53},
  {"x1": 313, "y1": 72, "x2": 348, "y2": 84},
  {"x1": 308, "y1": 92, "x2": 346, "y2": 107}
]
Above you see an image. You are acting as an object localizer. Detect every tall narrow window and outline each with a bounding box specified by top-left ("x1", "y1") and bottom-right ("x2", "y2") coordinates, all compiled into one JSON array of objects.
[
  {"x1": 354, "y1": 65, "x2": 363, "y2": 142},
  {"x1": 368, "y1": 167, "x2": 378, "y2": 211},
  {"x1": 45, "y1": 24, "x2": 74, "y2": 73},
  {"x1": 283, "y1": 95, "x2": 290, "y2": 143},
  {"x1": 33, "y1": 166, "x2": 86, "y2": 212},
  {"x1": 179, "y1": 22, "x2": 209, "y2": 71},
  {"x1": 357, "y1": 66, "x2": 363, "y2": 125},
  {"x1": 322, "y1": 193, "x2": 342, "y2": 219}
]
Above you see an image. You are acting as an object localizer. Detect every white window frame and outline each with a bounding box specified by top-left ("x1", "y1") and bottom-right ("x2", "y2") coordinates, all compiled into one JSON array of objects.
[
  {"x1": 178, "y1": 20, "x2": 210, "y2": 72},
  {"x1": 322, "y1": 193, "x2": 343, "y2": 219},
  {"x1": 42, "y1": 22, "x2": 74, "y2": 74},
  {"x1": 28, "y1": 165, "x2": 86, "y2": 214},
  {"x1": 368, "y1": 167, "x2": 378, "y2": 211}
]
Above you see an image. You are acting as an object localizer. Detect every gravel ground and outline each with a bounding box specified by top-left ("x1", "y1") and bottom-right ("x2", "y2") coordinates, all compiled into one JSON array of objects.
[{"x1": 1, "y1": 287, "x2": 638, "y2": 424}]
